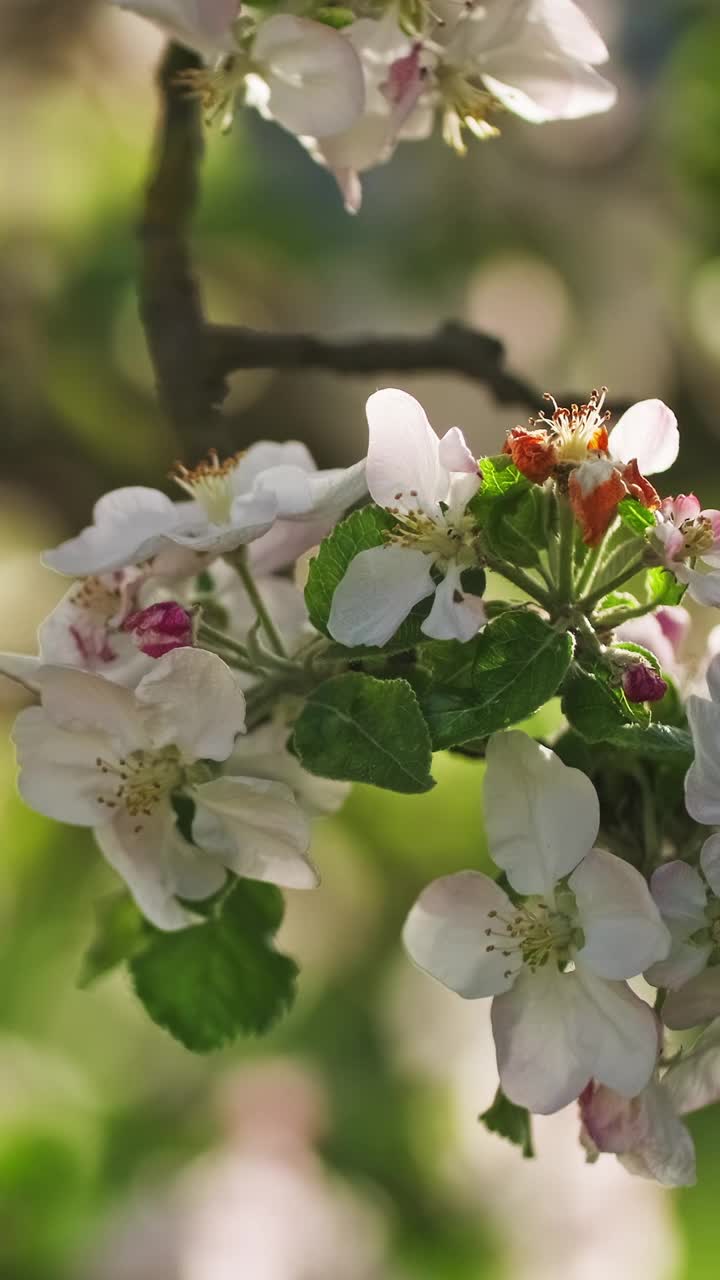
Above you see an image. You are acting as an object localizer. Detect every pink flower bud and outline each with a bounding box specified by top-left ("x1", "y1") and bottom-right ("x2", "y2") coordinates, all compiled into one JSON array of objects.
[
  {"x1": 622, "y1": 662, "x2": 667, "y2": 704},
  {"x1": 122, "y1": 602, "x2": 194, "y2": 658}
]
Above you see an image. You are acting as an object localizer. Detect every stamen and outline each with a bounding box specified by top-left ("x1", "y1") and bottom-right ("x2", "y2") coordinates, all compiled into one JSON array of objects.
[{"x1": 171, "y1": 449, "x2": 243, "y2": 525}]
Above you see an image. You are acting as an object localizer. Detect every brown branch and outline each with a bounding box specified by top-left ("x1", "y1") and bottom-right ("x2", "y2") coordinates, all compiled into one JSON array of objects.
[{"x1": 138, "y1": 44, "x2": 228, "y2": 440}]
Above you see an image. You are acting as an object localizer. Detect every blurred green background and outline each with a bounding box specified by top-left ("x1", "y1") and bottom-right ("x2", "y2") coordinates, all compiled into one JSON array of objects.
[{"x1": 2, "y1": 0, "x2": 720, "y2": 1275}]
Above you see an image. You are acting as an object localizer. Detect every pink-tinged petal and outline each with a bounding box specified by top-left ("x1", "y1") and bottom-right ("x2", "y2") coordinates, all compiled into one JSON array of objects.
[
  {"x1": 135, "y1": 649, "x2": 246, "y2": 762},
  {"x1": 253, "y1": 16, "x2": 365, "y2": 138},
  {"x1": 621, "y1": 663, "x2": 667, "y2": 704},
  {"x1": 662, "y1": 969, "x2": 720, "y2": 1031},
  {"x1": 43, "y1": 487, "x2": 178, "y2": 577},
  {"x1": 656, "y1": 605, "x2": 691, "y2": 656},
  {"x1": 192, "y1": 776, "x2": 317, "y2": 890},
  {"x1": 609, "y1": 400, "x2": 679, "y2": 475},
  {"x1": 579, "y1": 1080, "x2": 647, "y2": 1154},
  {"x1": 484, "y1": 731, "x2": 599, "y2": 896},
  {"x1": 365, "y1": 389, "x2": 444, "y2": 515},
  {"x1": 403, "y1": 871, "x2": 521, "y2": 998},
  {"x1": 664, "y1": 493, "x2": 702, "y2": 524},
  {"x1": 650, "y1": 861, "x2": 707, "y2": 926},
  {"x1": 700, "y1": 510, "x2": 720, "y2": 564},
  {"x1": 12, "y1": 707, "x2": 113, "y2": 827},
  {"x1": 573, "y1": 966, "x2": 660, "y2": 1099},
  {"x1": 123, "y1": 602, "x2": 194, "y2": 658},
  {"x1": 701, "y1": 834, "x2": 720, "y2": 898},
  {"x1": 650, "y1": 519, "x2": 685, "y2": 566},
  {"x1": 437, "y1": 426, "x2": 478, "y2": 475},
  {"x1": 570, "y1": 848, "x2": 670, "y2": 980},
  {"x1": 664, "y1": 1019, "x2": 720, "y2": 1115},
  {"x1": 36, "y1": 666, "x2": 145, "y2": 753},
  {"x1": 421, "y1": 564, "x2": 486, "y2": 643},
  {"x1": 249, "y1": 518, "x2": 330, "y2": 576},
  {"x1": 678, "y1": 565, "x2": 720, "y2": 609},
  {"x1": 580, "y1": 1080, "x2": 696, "y2": 1187},
  {"x1": 96, "y1": 805, "x2": 223, "y2": 931},
  {"x1": 615, "y1": 616, "x2": 678, "y2": 675},
  {"x1": 686, "y1": 694, "x2": 720, "y2": 824},
  {"x1": 492, "y1": 965, "x2": 590, "y2": 1113},
  {"x1": 328, "y1": 544, "x2": 435, "y2": 648}
]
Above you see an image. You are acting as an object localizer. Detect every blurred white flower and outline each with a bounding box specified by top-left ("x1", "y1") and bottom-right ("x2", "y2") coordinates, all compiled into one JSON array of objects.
[{"x1": 110, "y1": 0, "x2": 241, "y2": 57}]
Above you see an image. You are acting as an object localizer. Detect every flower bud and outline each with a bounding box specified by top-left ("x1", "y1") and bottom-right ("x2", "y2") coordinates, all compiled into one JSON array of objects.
[
  {"x1": 622, "y1": 662, "x2": 667, "y2": 704},
  {"x1": 122, "y1": 602, "x2": 194, "y2": 658}
]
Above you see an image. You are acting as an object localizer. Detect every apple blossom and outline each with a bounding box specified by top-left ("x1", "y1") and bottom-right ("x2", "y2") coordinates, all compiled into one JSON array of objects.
[
  {"x1": 328, "y1": 389, "x2": 485, "y2": 647},
  {"x1": 644, "y1": 842, "x2": 720, "y2": 1024},
  {"x1": 621, "y1": 662, "x2": 667, "y2": 705},
  {"x1": 11, "y1": 649, "x2": 317, "y2": 930},
  {"x1": 245, "y1": 16, "x2": 366, "y2": 140},
  {"x1": 403, "y1": 731, "x2": 669, "y2": 1113},
  {"x1": 123, "y1": 601, "x2": 196, "y2": 657},
  {"x1": 685, "y1": 653, "x2": 720, "y2": 827},
  {"x1": 649, "y1": 495, "x2": 720, "y2": 607},
  {"x1": 505, "y1": 390, "x2": 678, "y2": 545},
  {"x1": 110, "y1": 0, "x2": 240, "y2": 58},
  {"x1": 579, "y1": 1078, "x2": 696, "y2": 1188},
  {"x1": 43, "y1": 443, "x2": 366, "y2": 580}
]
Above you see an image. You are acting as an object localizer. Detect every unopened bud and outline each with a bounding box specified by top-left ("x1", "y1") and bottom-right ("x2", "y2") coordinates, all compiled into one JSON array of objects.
[
  {"x1": 122, "y1": 602, "x2": 194, "y2": 658},
  {"x1": 622, "y1": 662, "x2": 667, "y2": 704}
]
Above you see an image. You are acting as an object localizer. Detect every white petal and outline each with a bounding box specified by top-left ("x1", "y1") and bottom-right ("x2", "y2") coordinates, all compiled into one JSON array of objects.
[
  {"x1": 95, "y1": 806, "x2": 222, "y2": 931},
  {"x1": 482, "y1": 56, "x2": 616, "y2": 123},
  {"x1": 573, "y1": 965, "x2": 660, "y2": 1099},
  {"x1": 437, "y1": 426, "x2": 477, "y2": 474},
  {"x1": 232, "y1": 441, "x2": 316, "y2": 493},
  {"x1": 570, "y1": 848, "x2": 670, "y2": 979},
  {"x1": 608, "y1": 400, "x2": 679, "y2": 475},
  {"x1": 365, "y1": 388, "x2": 445, "y2": 514},
  {"x1": 618, "y1": 1082, "x2": 696, "y2": 1188},
  {"x1": 525, "y1": 0, "x2": 610, "y2": 65},
  {"x1": 249, "y1": 518, "x2": 330, "y2": 576},
  {"x1": 484, "y1": 731, "x2": 600, "y2": 896},
  {"x1": 662, "y1": 969, "x2": 720, "y2": 1031},
  {"x1": 112, "y1": 0, "x2": 238, "y2": 55},
  {"x1": 192, "y1": 776, "x2": 317, "y2": 889},
  {"x1": 169, "y1": 491, "x2": 277, "y2": 554},
  {"x1": 491, "y1": 964, "x2": 591, "y2": 1113},
  {"x1": 706, "y1": 651, "x2": 720, "y2": 704},
  {"x1": 253, "y1": 16, "x2": 365, "y2": 138},
  {"x1": 402, "y1": 871, "x2": 521, "y2": 998},
  {"x1": 680, "y1": 565, "x2": 720, "y2": 609},
  {"x1": 645, "y1": 932, "x2": 711, "y2": 992},
  {"x1": 686, "y1": 694, "x2": 720, "y2": 824},
  {"x1": 328, "y1": 544, "x2": 435, "y2": 647},
  {"x1": 135, "y1": 649, "x2": 246, "y2": 762},
  {"x1": 36, "y1": 666, "x2": 145, "y2": 753},
  {"x1": 12, "y1": 706, "x2": 111, "y2": 826},
  {"x1": 43, "y1": 487, "x2": 178, "y2": 576},
  {"x1": 225, "y1": 720, "x2": 348, "y2": 816},
  {"x1": 421, "y1": 564, "x2": 485, "y2": 643},
  {"x1": 650, "y1": 860, "x2": 708, "y2": 926},
  {"x1": 254, "y1": 458, "x2": 367, "y2": 521},
  {"x1": 0, "y1": 652, "x2": 41, "y2": 693},
  {"x1": 664, "y1": 1018, "x2": 720, "y2": 1115},
  {"x1": 701, "y1": 834, "x2": 720, "y2": 898}
]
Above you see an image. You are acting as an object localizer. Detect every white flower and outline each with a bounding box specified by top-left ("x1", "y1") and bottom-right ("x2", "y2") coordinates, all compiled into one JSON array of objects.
[
  {"x1": 579, "y1": 1077, "x2": 696, "y2": 1188},
  {"x1": 211, "y1": 718, "x2": 350, "y2": 819},
  {"x1": 328, "y1": 389, "x2": 485, "y2": 647},
  {"x1": 686, "y1": 654, "x2": 720, "y2": 828},
  {"x1": 43, "y1": 443, "x2": 365, "y2": 580},
  {"x1": 12, "y1": 649, "x2": 317, "y2": 930},
  {"x1": 649, "y1": 495, "x2": 720, "y2": 608},
  {"x1": 645, "y1": 837, "x2": 720, "y2": 1031},
  {"x1": 245, "y1": 16, "x2": 366, "y2": 140},
  {"x1": 402, "y1": 731, "x2": 669, "y2": 1113},
  {"x1": 110, "y1": 0, "x2": 240, "y2": 57}
]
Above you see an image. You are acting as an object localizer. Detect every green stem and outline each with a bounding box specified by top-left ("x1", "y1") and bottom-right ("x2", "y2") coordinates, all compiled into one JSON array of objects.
[
  {"x1": 557, "y1": 496, "x2": 575, "y2": 605},
  {"x1": 483, "y1": 552, "x2": 552, "y2": 608},
  {"x1": 231, "y1": 550, "x2": 288, "y2": 657},
  {"x1": 591, "y1": 600, "x2": 658, "y2": 631},
  {"x1": 544, "y1": 489, "x2": 560, "y2": 584},
  {"x1": 574, "y1": 526, "x2": 611, "y2": 598},
  {"x1": 197, "y1": 622, "x2": 257, "y2": 673},
  {"x1": 573, "y1": 613, "x2": 605, "y2": 662},
  {"x1": 577, "y1": 554, "x2": 647, "y2": 613}
]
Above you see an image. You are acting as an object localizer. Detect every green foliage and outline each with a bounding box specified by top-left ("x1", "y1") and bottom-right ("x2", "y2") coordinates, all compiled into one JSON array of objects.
[
  {"x1": 420, "y1": 612, "x2": 574, "y2": 750},
  {"x1": 645, "y1": 566, "x2": 687, "y2": 607},
  {"x1": 293, "y1": 672, "x2": 435, "y2": 793},
  {"x1": 562, "y1": 665, "x2": 636, "y2": 742},
  {"x1": 479, "y1": 1089, "x2": 534, "y2": 1158},
  {"x1": 314, "y1": 5, "x2": 356, "y2": 25},
  {"x1": 304, "y1": 505, "x2": 426, "y2": 648},
  {"x1": 130, "y1": 882, "x2": 297, "y2": 1051},
  {"x1": 617, "y1": 496, "x2": 655, "y2": 536},
  {"x1": 607, "y1": 723, "x2": 694, "y2": 764},
  {"x1": 469, "y1": 454, "x2": 529, "y2": 520},
  {"x1": 77, "y1": 891, "x2": 145, "y2": 988},
  {"x1": 612, "y1": 640, "x2": 662, "y2": 673},
  {"x1": 484, "y1": 486, "x2": 546, "y2": 567}
]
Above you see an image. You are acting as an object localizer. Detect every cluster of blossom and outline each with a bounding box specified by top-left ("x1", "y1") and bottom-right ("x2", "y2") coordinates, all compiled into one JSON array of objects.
[
  {"x1": 6, "y1": 383, "x2": 720, "y2": 1187},
  {"x1": 112, "y1": 0, "x2": 617, "y2": 210}
]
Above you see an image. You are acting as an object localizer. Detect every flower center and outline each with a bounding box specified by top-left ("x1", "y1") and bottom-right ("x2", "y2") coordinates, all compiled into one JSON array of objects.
[
  {"x1": 536, "y1": 389, "x2": 611, "y2": 464},
  {"x1": 176, "y1": 56, "x2": 248, "y2": 129},
  {"x1": 384, "y1": 508, "x2": 477, "y2": 567},
  {"x1": 95, "y1": 746, "x2": 184, "y2": 825},
  {"x1": 437, "y1": 69, "x2": 501, "y2": 154},
  {"x1": 171, "y1": 450, "x2": 242, "y2": 526},
  {"x1": 681, "y1": 515, "x2": 716, "y2": 557},
  {"x1": 484, "y1": 895, "x2": 581, "y2": 978}
]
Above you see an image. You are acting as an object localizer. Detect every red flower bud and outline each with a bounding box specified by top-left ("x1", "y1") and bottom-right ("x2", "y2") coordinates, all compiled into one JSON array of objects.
[
  {"x1": 122, "y1": 602, "x2": 194, "y2": 658},
  {"x1": 622, "y1": 662, "x2": 667, "y2": 704},
  {"x1": 504, "y1": 427, "x2": 557, "y2": 484}
]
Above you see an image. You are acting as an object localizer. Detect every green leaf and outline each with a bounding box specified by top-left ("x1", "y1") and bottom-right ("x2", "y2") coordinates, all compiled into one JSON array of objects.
[
  {"x1": 315, "y1": 4, "x2": 355, "y2": 25},
  {"x1": 485, "y1": 486, "x2": 546, "y2": 567},
  {"x1": 479, "y1": 1089, "x2": 534, "y2": 1158},
  {"x1": 293, "y1": 672, "x2": 434, "y2": 794},
  {"x1": 421, "y1": 612, "x2": 573, "y2": 750},
  {"x1": 612, "y1": 640, "x2": 661, "y2": 673},
  {"x1": 304, "y1": 505, "x2": 426, "y2": 648},
  {"x1": 469, "y1": 454, "x2": 529, "y2": 521},
  {"x1": 78, "y1": 891, "x2": 146, "y2": 989},
  {"x1": 608, "y1": 723, "x2": 693, "y2": 763},
  {"x1": 645, "y1": 566, "x2": 687, "y2": 607},
  {"x1": 562, "y1": 665, "x2": 634, "y2": 742},
  {"x1": 594, "y1": 590, "x2": 640, "y2": 615},
  {"x1": 618, "y1": 497, "x2": 655, "y2": 537},
  {"x1": 130, "y1": 882, "x2": 298, "y2": 1052}
]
